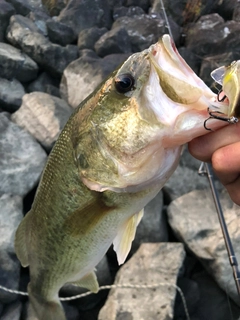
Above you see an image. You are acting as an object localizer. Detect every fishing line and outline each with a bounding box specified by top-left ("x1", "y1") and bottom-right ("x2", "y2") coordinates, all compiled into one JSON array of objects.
[{"x1": 0, "y1": 282, "x2": 190, "y2": 320}]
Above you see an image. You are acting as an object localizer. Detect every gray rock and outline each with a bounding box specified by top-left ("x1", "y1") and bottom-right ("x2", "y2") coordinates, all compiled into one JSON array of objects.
[
  {"x1": 46, "y1": 19, "x2": 76, "y2": 46},
  {"x1": 113, "y1": 6, "x2": 145, "y2": 20},
  {"x1": 27, "y1": 72, "x2": 60, "y2": 95},
  {"x1": 98, "y1": 243, "x2": 186, "y2": 320},
  {"x1": 60, "y1": 52, "x2": 131, "y2": 108},
  {"x1": 167, "y1": 189, "x2": 240, "y2": 306},
  {"x1": 95, "y1": 25, "x2": 132, "y2": 57},
  {"x1": 0, "y1": 194, "x2": 23, "y2": 304},
  {"x1": 177, "y1": 47, "x2": 200, "y2": 75},
  {"x1": 0, "y1": 113, "x2": 47, "y2": 197},
  {"x1": 213, "y1": 0, "x2": 236, "y2": 20},
  {"x1": 0, "y1": 300, "x2": 22, "y2": 320},
  {"x1": 233, "y1": 3, "x2": 240, "y2": 22},
  {"x1": 28, "y1": 10, "x2": 51, "y2": 36},
  {"x1": 41, "y1": 0, "x2": 66, "y2": 16},
  {"x1": 112, "y1": 14, "x2": 165, "y2": 52},
  {"x1": 57, "y1": 0, "x2": 112, "y2": 36},
  {"x1": 189, "y1": 270, "x2": 240, "y2": 320},
  {"x1": 7, "y1": 15, "x2": 79, "y2": 77},
  {"x1": 11, "y1": 92, "x2": 73, "y2": 150},
  {"x1": 131, "y1": 190, "x2": 168, "y2": 254},
  {"x1": 0, "y1": 0, "x2": 15, "y2": 42},
  {"x1": 0, "y1": 43, "x2": 39, "y2": 82},
  {"x1": 5, "y1": 0, "x2": 42, "y2": 16},
  {"x1": 0, "y1": 78, "x2": 25, "y2": 113},
  {"x1": 126, "y1": 0, "x2": 150, "y2": 12},
  {"x1": 186, "y1": 14, "x2": 240, "y2": 57},
  {"x1": 61, "y1": 255, "x2": 112, "y2": 311},
  {"x1": 77, "y1": 27, "x2": 108, "y2": 51}
]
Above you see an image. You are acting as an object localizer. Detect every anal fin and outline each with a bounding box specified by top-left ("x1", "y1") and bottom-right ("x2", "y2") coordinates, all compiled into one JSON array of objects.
[
  {"x1": 70, "y1": 271, "x2": 99, "y2": 293},
  {"x1": 113, "y1": 209, "x2": 144, "y2": 265}
]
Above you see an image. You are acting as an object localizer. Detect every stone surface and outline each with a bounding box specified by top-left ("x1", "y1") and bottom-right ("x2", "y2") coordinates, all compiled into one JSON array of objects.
[
  {"x1": 5, "y1": 0, "x2": 42, "y2": 16},
  {"x1": 0, "y1": 78, "x2": 25, "y2": 113},
  {"x1": 0, "y1": 0, "x2": 15, "y2": 42},
  {"x1": 7, "y1": 15, "x2": 79, "y2": 77},
  {"x1": 112, "y1": 14, "x2": 165, "y2": 52},
  {"x1": 94, "y1": 25, "x2": 132, "y2": 57},
  {"x1": 167, "y1": 189, "x2": 240, "y2": 306},
  {"x1": 57, "y1": 0, "x2": 112, "y2": 36},
  {"x1": 0, "y1": 42, "x2": 38, "y2": 82},
  {"x1": 11, "y1": 92, "x2": 73, "y2": 150},
  {"x1": 0, "y1": 194, "x2": 23, "y2": 304},
  {"x1": 46, "y1": 19, "x2": 76, "y2": 46},
  {"x1": 60, "y1": 52, "x2": 131, "y2": 108},
  {"x1": 98, "y1": 243, "x2": 186, "y2": 320},
  {"x1": 77, "y1": 27, "x2": 107, "y2": 51},
  {"x1": 0, "y1": 300, "x2": 22, "y2": 320},
  {"x1": 113, "y1": 6, "x2": 145, "y2": 20},
  {"x1": 0, "y1": 113, "x2": 47, "y2": 197},
  {"x1": 27, "y1": 72, "x2": 60, "y2": 96}
]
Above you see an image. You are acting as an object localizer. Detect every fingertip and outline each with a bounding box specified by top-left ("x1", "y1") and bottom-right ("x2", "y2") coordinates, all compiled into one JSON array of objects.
[{"x1": 188, "y1": 136, "x2": 211, "y2": 162}]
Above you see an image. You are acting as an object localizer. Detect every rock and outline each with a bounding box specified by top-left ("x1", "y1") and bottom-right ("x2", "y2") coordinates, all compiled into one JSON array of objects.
[
  {"x1": 0, "y1": 113, "x2": 47, "y2": 197},
  {"x1": 61, "y1": 255, "x2": 112, "y2": 311},
  {"x1": 0, "y1": 0, "x2": 15, "y2": 42},
  {"x1": 0, "y1": 300, "x2": 22, "y2": 320},
  {"x1": 177, "y1": 47, "x2": 200, "y2": 75},
  {"x1": 199, "y1": 52, "x2": 236, "y2": 88},
  {"x1": 0, "y1": 78, "x2": 25, "y2": 113},
  {"x1": 94, "y1": 25, "x2": 132, "y2": 57},
  {"x1": 5, "y1": 0, "x2": 42, "y2": 16},
  {"x1": 186, "y1": 14, "x2": 240, "y2": 57},
  {"x1": 233, "y1": 3, "x2": 240, "y2": 22},
  {"x1": 0, "y1": 194, "x2": 23, "y2": 304},
  {"x1": 167, "y1": 189, "x2": 240, "y2": 306},
  {"x1": 131, "y1": 190, "x2": 168, "y2": 254},
  {"x1": 113, "y1": 6, "x2": 145, "y2": 20},
  {"x1": 77, "y1": 27, "x2": 108, "y2": 51},
  {"x1": 0, "y1": 43, "x2": 39, "y2": 82},
  {"x1": 11, "y1": 92, "x2": 73, "y2": 150},
  {"x1": 7, "y1": 15, "x2": 79, "y2": 77},
  {"x1": 112, "y1": 14, "x2": 165, "y2": 52},
  {"x1": 189, "y1": 270, "x2": 240, "y2": 320},
  {"x1": 46, "y1": 19, "x2": 76, "y2": 46},
  {"x1": 99, "y1": 243, "x2": 186, "y2": 320},
  {"x1": 27, "y1": 72, "x2": 60, "y2": 96},
  {"x1": 60, "y1": 52, "x2": 131, "y2": 108},
  {"x1": 41, "y1": 0, "x2": 66, "y2": 16},
  {"x1": 125, "y1": 0, "x2": 150, "y2": 12},
  {"x1": 28, "y1": 10, "x2": 51, "y2": 36},
  {"x1": 57, "y1": 0, "x2": 112, "y2": 36},
  {"x1": 213, "y1": 0, "x2": 236, "y2": 20}
]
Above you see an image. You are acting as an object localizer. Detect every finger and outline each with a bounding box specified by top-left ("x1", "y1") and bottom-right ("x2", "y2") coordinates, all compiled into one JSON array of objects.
[
  {"x1": 188, "y1": 122, "x2": 240, "y2": 162},
  {"x1": 224, "y1": 179, "x2": 240, "y2": 206},
  {"x1": 212, "y1": 141, "x2": 240, "y2": 186}
]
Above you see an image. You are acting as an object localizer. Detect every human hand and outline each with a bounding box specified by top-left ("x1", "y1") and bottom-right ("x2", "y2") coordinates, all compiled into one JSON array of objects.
[{"x1": 188, "y1": 122, "x2": 240, "y2": 205}]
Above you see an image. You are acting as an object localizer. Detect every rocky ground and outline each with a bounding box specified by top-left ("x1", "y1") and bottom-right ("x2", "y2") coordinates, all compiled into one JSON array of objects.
[{"x1": 1, "y1": 0, "x2": 240, "y2": 319}]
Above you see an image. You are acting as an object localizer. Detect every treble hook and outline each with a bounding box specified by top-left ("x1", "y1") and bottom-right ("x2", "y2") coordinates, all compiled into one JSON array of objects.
[{"x1": 204, "y1": 108, "x2": 238, "y2": 131}]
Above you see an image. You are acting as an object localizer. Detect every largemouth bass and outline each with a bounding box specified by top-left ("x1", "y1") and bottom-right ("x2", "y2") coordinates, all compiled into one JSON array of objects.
[{"x1": 14, "y1": 35, "x2": 231, "y2": 320}]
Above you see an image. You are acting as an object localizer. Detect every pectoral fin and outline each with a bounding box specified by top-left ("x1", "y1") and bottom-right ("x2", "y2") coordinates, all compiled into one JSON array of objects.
[
  {"x1": 70, "y1": 271, "x2": 99, "y2": 293},
  {"x1": 113, "y1": 209, "x2": 144, "y2": 265}
]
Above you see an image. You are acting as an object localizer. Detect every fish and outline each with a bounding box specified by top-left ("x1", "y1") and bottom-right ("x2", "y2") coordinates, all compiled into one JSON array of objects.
[{"x1": 14, "y1": 34, "x2": 231, "y2": 320}]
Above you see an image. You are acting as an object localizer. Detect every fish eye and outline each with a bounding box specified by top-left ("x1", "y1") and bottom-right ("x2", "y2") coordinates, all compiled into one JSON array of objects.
[{"x1": 114, "y1": 73, "x2": 135, "y2": 93}]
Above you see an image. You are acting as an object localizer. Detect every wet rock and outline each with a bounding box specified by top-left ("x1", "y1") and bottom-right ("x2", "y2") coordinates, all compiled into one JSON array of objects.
[
  {"x1": 186, "y1": 14, "x2": 240, "y2": 57},
  {"x1": 60, "y1": 52, "x2": 131, "y2": 108},
  {"x1": 27, "y1": 72, "x2": 60, "y2": 96},
  {"x1": 167, "y1": 189, "x2": 240, "y2": 306},
  {"x1": 112, "y1": 14, "x2": 165, "y2": 52},
  {"x1": 0, "y1": 194, "x2": 23, "y2": 304},
  {"x1": 0, "y1": 113, "x2": 47, "y2": 197},
  {"x1": 98, "y1": 243, "x2": 186, "y2": 320},
  {"x1": 46, "y1": 19, "x2": 76, "y2": 46},
  {"x1": 77, "y1": 27, "x2": 108, "y2": 51},
  {"x1": 94, "y1": 25, "x2": 132, "y2": 57},
  {"x1": 113, "y1": 6, "x2": 145, "y2": 20},
  {"x1": 0, "y1": 0, "x2": 15, "y2": 42},
  {"x1": 0, "y1": 78, "x2": 25, "y2": 113},
  {"x1": 11, "y1": 92, "x2": 73, "y2": 150},
  {"x1": 0, "y1": 300, "x2": 22, "y2": 320},
  {"x1": 57, "y1": 0, "x2": 112, "y2": 36},
  {"x1": 0, "y1": 43, "x2": 39, "y2": 82},
  {"x1": 7, "y1": 15, "x2": 79, "y2": 77}
]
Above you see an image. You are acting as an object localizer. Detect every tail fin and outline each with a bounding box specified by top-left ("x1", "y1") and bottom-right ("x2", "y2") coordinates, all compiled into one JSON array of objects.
[{"x1": 28, "y1": 284, "x2": 66, "y2": 320}]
